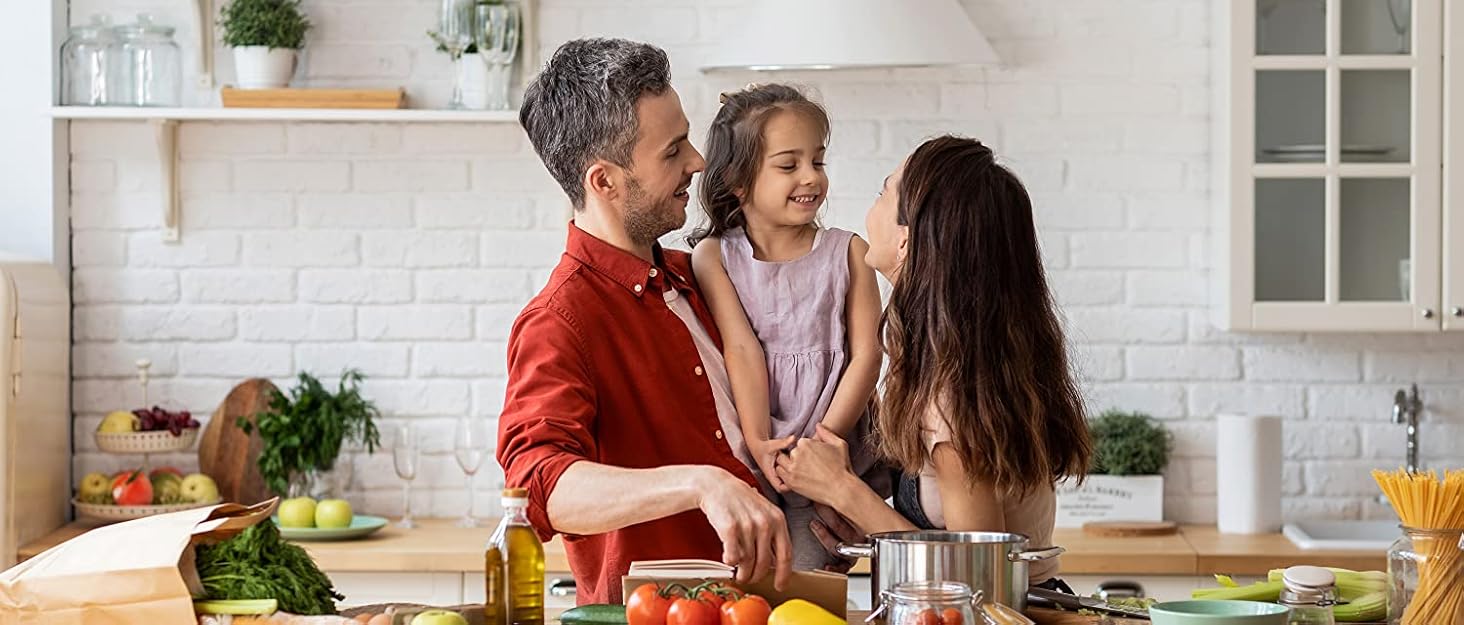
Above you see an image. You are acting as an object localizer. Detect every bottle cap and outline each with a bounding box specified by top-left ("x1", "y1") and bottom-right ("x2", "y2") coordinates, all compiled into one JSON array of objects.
[{"x1": 502, "y1": 487, "x2": 528, "y2": 498}]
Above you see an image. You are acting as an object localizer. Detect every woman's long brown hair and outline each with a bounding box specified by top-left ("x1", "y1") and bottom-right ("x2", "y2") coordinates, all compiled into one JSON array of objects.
[{"x1": 877, "y1": 136, "x2": 1091, "y2": 499}]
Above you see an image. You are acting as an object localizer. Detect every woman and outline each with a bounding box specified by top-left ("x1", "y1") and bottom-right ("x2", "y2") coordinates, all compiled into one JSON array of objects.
[{"x1": 773, "y1": 136, "x2": 1092, "y2": 591}]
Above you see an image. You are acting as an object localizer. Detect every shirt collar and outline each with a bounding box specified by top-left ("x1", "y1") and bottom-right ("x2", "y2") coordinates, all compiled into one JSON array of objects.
[{"x1": 563, "y1": 221, "x2": 691, "y2": 298}]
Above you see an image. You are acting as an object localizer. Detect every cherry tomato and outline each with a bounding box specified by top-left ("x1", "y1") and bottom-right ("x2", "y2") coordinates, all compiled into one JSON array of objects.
[
  {"x1": 939, "y1": 608, "x2": 963, "y2": 625},
  {"x1": 720, "y1": 594, "x2": 771, "y2": 625},
  {"x1": 627, "y1": 583, "x2": 674, "y2": 625},
  {"x1": 667, "y1": 598, "x2": 720, "y2": 625},
  {"x1": 911, "y1": 608, "x2": 940, "y2": 625}
]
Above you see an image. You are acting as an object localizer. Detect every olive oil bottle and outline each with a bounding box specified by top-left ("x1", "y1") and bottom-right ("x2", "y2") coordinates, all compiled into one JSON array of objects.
[{"x1": 484, "y1": 488, "x2": 544, "y2": 625}]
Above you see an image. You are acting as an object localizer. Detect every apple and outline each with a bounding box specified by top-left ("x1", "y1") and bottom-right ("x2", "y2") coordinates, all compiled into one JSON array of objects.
[
  {"x1": 315, "y1": 499, "x2": 353, "y2": 529},
  {"x1": 150, "y1": 468, "x2": 184, "y2": 483},
  {"x1": 179, "y1": 473, "x2": 220, "y2": 503},
  {"x1": 98, "y1": 411, "x2": 138, "y2": 434},
  {"x1": 79, "y1": 472, "x2": 110, "y2": 499},
  {"x1": 111, "y1": 470, "x2": 153, "y2": 506},
  {"x1": 278, "y1": 497, "x2": 317, "y2": 528},
  {"x1": 410, "y1": 609, "x2": 468, "y2": 625}
]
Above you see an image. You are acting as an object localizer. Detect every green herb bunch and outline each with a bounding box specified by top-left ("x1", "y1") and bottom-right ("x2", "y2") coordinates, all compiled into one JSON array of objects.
[
  {"x1": 196, "y1": 521, "x2": 344, "y2": 614},
  {"x1": 239, "y1": 370, "x2": 381, "y2": 496},
  {"x1": 1088, "y1": 409, "x2": 1172, "y2": 476},
  {"x1": 220, "y1": 0, "x2": 311, "y2": 49}
]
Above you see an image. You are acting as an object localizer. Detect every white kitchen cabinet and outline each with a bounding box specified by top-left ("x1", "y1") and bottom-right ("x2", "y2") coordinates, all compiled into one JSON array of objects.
[
  {"x1": 1446, "y1": 0, "x2": 1464, "y2": 330},
  {"x1": 1214, "y1": 0, "x2": 1451, "y2": 331},
  {"x1": 333, "y1": 572, "x2": 466, "y2": 609}
]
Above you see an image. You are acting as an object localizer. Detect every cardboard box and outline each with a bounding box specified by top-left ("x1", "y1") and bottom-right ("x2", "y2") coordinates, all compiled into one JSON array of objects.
[{"x1": 621, "y1": 560, "x2": 847, "y2": 617}]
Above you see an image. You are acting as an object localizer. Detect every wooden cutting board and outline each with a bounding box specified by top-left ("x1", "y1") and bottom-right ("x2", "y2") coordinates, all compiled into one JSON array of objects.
[
  {"x1": 1082, "y1": 521, "x2": 1179, "y2": 538},
  {"x1": 197, "y1": 378, "x2": 278, "y2": 504}
]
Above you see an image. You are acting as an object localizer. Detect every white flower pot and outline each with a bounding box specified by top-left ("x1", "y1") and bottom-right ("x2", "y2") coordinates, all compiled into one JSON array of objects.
[
  {"x1": 1055, "y1": 474, "x2": 1165, "y2": 528},
  {"x1": 460, "y1": 52, "x2": 489, "y2": 109},
  {"x1": 233, "y1": 46, "x2": 298, "y2": 89}
]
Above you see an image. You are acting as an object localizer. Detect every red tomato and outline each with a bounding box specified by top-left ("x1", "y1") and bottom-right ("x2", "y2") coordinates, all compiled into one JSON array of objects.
[
  {"x1": 667, "y1": 598, "x2": 719, "y2": 625},
  {"x1": 627, "y1": 583, "x2": 674, "y2": 625},
  {"x1": 909, "y1": 609, "x2": 940, "y2": 625},
  {"x1": 939, "y1": 608, "x2": 963, "y2": 625},
  {"x1": 111, "y1": 470, "x2": 153, "y2": 506},
  {"x1": 720, "y1": 595, "x2": 771, "y2": 625}
]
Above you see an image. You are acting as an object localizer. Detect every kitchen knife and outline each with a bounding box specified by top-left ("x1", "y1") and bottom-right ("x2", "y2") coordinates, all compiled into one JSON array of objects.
[{"x1": 1027, "y1": 587, "x2": 1151, "y2": 620}]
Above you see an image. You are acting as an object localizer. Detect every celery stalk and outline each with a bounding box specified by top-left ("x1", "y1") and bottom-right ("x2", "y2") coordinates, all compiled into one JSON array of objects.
[
  {"x1": 1332, "y1": 591, "x2": 1387, "y2": 623},
  {"x1": 1191, "y1": 580, "x2": 1283, "y2": 601},
  {"x1": 1214, "y1": 574, "x2": 1238, "y2": 588}
]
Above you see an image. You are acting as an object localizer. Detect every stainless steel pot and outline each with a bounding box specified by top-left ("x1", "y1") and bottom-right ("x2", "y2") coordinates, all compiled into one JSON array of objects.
[{"x1": 836, "y1": 530, "x2": 1064, "y2": 612}]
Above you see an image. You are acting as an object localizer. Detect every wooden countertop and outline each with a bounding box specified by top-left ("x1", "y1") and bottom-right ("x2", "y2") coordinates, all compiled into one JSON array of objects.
[{"x1": 18, "y1": 520, "x2": 1384, "y2": 576}]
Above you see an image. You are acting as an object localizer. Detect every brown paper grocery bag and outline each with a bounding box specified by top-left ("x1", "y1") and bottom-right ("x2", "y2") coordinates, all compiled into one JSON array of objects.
[{"x1": 0, "y1": 499, "x2": 278, "y2": 625}]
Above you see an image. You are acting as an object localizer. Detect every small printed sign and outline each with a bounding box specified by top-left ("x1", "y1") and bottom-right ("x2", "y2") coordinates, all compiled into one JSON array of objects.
[{"x1": 1055, "y1": 474, "x2": 1165, "y2": 528}]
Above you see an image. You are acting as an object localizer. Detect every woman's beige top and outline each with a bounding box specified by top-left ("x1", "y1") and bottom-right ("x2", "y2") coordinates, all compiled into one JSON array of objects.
[{"x1": 918, "y1": 410, "x2": 1060, "y2": 583}]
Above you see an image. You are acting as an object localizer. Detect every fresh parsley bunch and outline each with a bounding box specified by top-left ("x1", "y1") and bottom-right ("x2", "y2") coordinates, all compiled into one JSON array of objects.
[{"x1": 240, "y1": 370, "x2": 381, "y2": 497}]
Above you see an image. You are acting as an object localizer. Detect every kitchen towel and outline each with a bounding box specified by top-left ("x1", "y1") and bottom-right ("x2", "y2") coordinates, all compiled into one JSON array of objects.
[{"x1": 1216, "y1": 413, "x2": 1283, "y2": 534}]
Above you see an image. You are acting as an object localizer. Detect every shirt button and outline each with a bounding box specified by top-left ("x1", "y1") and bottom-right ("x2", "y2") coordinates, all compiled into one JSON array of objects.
[
  {"x1": 649, "y1": 268, "x2": 659, "y2": 278},
  {"x1": 633, "y1": 284, "x2": 643, "y2": 293},
  {"x1": 715, "y1": 430, "x2": 724, "y2": 440},
  {"x1": 694, "y1": 365, "x2": 704, "y2": 376}
]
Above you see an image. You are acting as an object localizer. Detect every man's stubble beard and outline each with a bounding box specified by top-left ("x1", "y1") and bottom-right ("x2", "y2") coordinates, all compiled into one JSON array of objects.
[{"x1": 623, "y1": 174, "x2": 685, "y2": 248}]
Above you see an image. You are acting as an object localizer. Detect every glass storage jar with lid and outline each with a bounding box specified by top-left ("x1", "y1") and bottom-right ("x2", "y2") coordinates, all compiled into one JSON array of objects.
[
  {"x1": 877, "y1": 581, "x2": 980, "y2": 625},
  {"x1": 60, "y1": 15, "x2": 117, "y2": 106},
  {"x1": 112, "y1": 14, "x2": 181, "y2": 107},
  {"x1": 1387, "y1": 526, "x2": 1464, "y2": 625}
]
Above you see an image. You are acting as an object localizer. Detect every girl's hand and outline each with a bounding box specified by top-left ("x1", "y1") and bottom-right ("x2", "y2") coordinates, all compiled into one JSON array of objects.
[
  {"x1": 749, "y1": 435, "x2": 797, "y2": 493},
  {"x1": 774, "y1": 425, "x2": 856, "y2": 506}
]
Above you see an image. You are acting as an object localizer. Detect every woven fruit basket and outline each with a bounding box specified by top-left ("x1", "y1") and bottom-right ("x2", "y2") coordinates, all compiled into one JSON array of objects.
[
  {"x1": 95, "y1": 428, "x2": 198, "y2": 454},
  {"x1": 72, "y1": 497, "x2": 220, "y2": 522}
]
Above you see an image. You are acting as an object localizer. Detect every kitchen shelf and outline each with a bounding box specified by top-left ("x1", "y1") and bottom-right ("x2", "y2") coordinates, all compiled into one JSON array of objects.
[
  {"x1": 49, "y1": 106, "x2": 520, "y2": 123},
  {"x1": 51, "y1": 106, "x2": 521, "y2": 243}
]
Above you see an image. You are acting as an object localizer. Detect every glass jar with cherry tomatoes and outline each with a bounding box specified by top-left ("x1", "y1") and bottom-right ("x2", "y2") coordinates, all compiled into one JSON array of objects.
[{"x1": 878, "y1": 581, "x2": 978, "y2": 625}]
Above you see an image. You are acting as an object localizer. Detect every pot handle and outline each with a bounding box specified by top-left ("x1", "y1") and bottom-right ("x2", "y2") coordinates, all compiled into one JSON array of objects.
[
  {"x1": 1009, "y1": 545, "x2": 1065, "y2": 562},
  {"x1": 835, "y1": 542, "x2": 874, "y2": 559}
]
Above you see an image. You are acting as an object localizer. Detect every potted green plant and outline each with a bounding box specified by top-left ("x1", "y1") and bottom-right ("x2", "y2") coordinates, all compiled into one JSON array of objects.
[
  {"x1": 1056, "y1": 409, "x2": 1172, "y2": 527},
  {"x1": 219, "y1": 0, "x2": 311, "y2": 89},
  {"x1": 239, "y1": 370, "x2": 381, "y2": 499}
]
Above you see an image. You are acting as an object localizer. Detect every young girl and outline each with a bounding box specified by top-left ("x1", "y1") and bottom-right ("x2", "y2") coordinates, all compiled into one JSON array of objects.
[
  {"x1": 689, "y1": 84, "x2": 883, "y2": 571},
  {"x1": 773, "y1": 136, "x2": 1093, "y2": 591}
]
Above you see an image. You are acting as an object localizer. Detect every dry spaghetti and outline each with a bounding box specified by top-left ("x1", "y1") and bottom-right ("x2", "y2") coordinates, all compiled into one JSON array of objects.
[{"x1": 1372, "y1": 468, "x2": 1464, "y2": 625}]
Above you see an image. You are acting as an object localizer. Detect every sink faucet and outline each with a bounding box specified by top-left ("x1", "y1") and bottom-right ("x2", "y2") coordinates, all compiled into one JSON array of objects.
[{"x1": 1392, "y1": 384, "x2": 1423, "y2": 474}]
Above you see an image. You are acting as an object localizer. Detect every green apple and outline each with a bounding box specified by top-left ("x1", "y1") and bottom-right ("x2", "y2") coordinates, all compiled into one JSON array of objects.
[
  {"x1": 278, "y1": 497, "x2": 317, "y2": 528},
  {"x1": 180, "y1": 473, "x2": 220, "y2": 503},
  {"x1": 314, "y1": 499, "x2": 353, "y2": 529},
  {"x1": 79, "y1": 472, "x2": 110, "y2": 499},
  {"x1": 411, "y1": 609, "x2": 468, "y2": 625}
]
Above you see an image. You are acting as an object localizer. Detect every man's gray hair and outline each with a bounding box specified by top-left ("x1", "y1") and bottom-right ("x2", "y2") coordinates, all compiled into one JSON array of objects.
[{"x1": 519, "y1": 38, "x2": 673, "y2": 209}]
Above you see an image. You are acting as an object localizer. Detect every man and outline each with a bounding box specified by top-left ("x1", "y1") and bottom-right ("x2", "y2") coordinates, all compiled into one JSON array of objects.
[{"x1": 496, "y1": 38, "x2": 792, "y2": 605}]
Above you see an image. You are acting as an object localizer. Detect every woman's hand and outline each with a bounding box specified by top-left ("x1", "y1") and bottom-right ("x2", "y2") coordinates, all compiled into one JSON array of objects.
[
  {"x1": 748, "y1": 435, "x2": 798, "y2": 492},
  {"x1": 774, "y1": 425, "x2": 857, "y2": 507}
]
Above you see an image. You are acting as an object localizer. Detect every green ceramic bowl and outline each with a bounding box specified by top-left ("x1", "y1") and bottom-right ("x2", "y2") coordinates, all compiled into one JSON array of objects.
[{"x1": 1149, "y1": 600, "x2": 1290, "y2": 625}]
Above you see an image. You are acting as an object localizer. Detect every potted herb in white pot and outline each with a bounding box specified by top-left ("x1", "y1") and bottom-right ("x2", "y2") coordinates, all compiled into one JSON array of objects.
[
  {"x1": 220, "y1": 0, "x2": 311, "y2": 89},
  {"x1": 1056, "y1": 409, "x2": 1172, "y2": 527}
]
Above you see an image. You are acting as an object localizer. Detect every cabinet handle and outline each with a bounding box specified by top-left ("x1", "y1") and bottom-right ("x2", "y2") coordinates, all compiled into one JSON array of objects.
[
  {"x1": 549, "y1": 578, "x2": 576, "y2": 597},
  {"x1": 1422, "y1": 309, "x2": 1435, "y2": 319},
  {"x1": 1453, "y1": 307, "x2": 1464, "y2": 318}
]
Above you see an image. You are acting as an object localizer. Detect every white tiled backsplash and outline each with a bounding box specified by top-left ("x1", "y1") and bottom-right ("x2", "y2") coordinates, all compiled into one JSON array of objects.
[{"x1": 67, "y1": 0, "x2": 1464, "y2": 520}]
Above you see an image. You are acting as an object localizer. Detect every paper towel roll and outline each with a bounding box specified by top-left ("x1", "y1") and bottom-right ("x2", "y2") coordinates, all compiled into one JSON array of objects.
[{"x1": 1216, "y1": 414, "x2": 1283, "y2": 534}]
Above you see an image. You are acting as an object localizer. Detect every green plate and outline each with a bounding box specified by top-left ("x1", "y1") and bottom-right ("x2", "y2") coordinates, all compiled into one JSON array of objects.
[{"x1": 272, "y1": 515, "x2": 389, "y2": 541}]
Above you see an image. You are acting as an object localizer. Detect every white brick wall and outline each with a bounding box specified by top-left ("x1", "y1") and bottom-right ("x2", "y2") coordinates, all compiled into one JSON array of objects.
[{"x1": 66, "y1": 0, "x2": 1464, "y2": 521}]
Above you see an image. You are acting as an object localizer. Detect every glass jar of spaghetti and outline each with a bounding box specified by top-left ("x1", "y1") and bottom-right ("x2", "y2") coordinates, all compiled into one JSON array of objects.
[{"x1": 1386, "y1": 526, "x2": 1464, "y2": 625}]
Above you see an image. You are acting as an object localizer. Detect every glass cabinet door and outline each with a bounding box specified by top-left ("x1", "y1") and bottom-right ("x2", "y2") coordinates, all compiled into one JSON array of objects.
[{"x1": 1236, "y1": 0, "x2": 1441, "y2": 330}]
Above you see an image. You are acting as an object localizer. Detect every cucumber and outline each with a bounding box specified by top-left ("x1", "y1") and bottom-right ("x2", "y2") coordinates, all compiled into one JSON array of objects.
[
  {"x1": 192, "y1": 599, "x2": 279, "y2": 615},
  {"x1": 559, "y1": 604, "x2": 629, "y2": 625}
]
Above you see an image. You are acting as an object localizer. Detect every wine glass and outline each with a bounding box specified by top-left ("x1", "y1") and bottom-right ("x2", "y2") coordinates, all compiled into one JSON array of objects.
[
  {"x1": 431, "y1": 0, "x2": 475, "y2": 109},
  {"x1": 475, "y1": 2, "x2": 521, "y2": 111},
  {"x1": 393, "y1": 423, "x2": 420, "y2": 529},
  {"x1": 454, "y1": 415, "x2": 489, "y2": 527}
]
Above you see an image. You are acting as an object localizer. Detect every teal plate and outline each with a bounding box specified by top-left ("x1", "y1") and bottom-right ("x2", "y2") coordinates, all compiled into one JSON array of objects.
[{"x1": 272, "y1": 515, "x2": 389, "y2": 541}]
